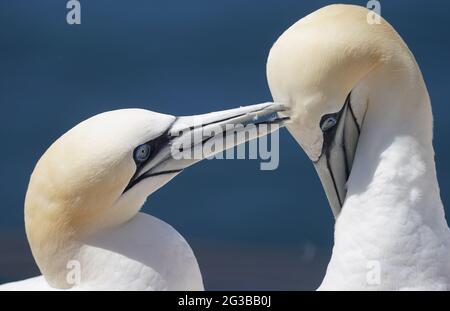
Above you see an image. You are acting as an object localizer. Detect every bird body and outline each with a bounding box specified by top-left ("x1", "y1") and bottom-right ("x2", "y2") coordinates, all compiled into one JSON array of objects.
[
  {"x1": 1, "y1": 213, "x2": 202, "y2": 290},
  {"x1": 267, "y1": 4, "x2": 450, "y2": 290}
]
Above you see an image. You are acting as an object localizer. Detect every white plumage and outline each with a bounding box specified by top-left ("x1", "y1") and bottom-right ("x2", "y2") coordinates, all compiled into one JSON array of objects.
[
  {"x1": 267, "y1": 4, "x2": 450, "y2": 290},
  {"x1": 1, "y1": 213, "x2": 203, "y2": 290}
]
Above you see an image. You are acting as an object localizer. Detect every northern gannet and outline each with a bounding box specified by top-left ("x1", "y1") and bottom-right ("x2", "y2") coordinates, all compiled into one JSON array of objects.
[
  {"x1": 0, "y1": 103, "x2": 286, "y2": 290},
  {"x1": 267, "y1": 4, "x2": 450, "y2": 290}
]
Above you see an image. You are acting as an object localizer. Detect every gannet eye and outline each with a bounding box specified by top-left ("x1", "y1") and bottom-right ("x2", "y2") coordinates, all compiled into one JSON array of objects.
[
  {"x1": 321, "y1": 116, "x2": 337, "y2": 132},
  {"x1": 134, "y1": 144, "x2": 151, "y2": 163}
]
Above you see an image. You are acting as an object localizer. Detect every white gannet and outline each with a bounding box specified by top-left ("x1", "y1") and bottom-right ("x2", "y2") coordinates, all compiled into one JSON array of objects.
[
  {"x1": 267, "y1": 4, "x2": 450, "y2": 290},
  {"x1": 0, "y1": 103, "x2": 286, "y2": 290}
]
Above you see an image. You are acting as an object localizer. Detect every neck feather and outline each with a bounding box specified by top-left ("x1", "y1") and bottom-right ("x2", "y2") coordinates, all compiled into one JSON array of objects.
[
  {"x1": 321, "y1": 58, "x2": 450, "y2": 290},
  {"x1": 346, "y1": 59, "x2": 445, "y2": 227}
]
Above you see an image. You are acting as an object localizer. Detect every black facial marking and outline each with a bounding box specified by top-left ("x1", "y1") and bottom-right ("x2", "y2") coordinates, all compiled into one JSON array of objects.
[
  {"x1": 132, "y1": 133, "x2": 170, "y2": 172},
  {"x1": 123, "y1": 118, "x2": 179, "y2": 194},
  {"x1": 348, "y1": 99, "x2": 361, "y2": 134},
  {"x1": 123, "y1": 133, "x2": 172, "y2": 193},
  {"x1": 319, "y1": 97, "x2": 348, "y2": 157},
  {"x1": 319, "y1": 93, "x2": 353, "y2": 207},
  {"x1": 326, "y1": 155, "x2": 344, "y2": 207}
]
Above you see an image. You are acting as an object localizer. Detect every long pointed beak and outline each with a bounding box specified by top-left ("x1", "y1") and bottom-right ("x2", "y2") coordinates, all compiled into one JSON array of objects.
[
  {"x1": 313, "y1": 96, "x2": 361, "y2": 218},
  {"x1": 139, "y1": 102, "x2": 288, "y2": 178}
]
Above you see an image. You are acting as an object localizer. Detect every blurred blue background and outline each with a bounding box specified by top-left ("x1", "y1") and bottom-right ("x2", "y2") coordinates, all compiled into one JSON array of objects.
[{"x1": 0, "y1": 0, "x2": 449, "y2": 290}]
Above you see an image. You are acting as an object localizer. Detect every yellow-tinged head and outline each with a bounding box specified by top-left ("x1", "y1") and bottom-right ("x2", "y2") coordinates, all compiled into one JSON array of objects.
[
  {"x1": 267, "y1": 4, "x2": 414, "y2": 160},
  {"x1": 267, "y1": 4, "x2": 425, "y2": 217},
  {"x1": 25, "y1": 103, "x2": 287, "y2": 288}
]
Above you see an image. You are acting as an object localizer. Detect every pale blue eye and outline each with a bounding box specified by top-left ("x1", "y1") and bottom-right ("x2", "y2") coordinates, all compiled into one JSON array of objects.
[
  {"x1": 321, "y1": 117, "x2": 337, "y2": 131},
  {"x1": 134, "y1": 144, "x2": 151, "y2": 163}
]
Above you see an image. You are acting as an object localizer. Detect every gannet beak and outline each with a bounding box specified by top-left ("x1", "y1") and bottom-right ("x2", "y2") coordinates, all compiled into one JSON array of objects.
[
  {"x1": 313, "y1": 96, "x2": 361, "y2": 218},
  {"x1": 124, "y1": 102, "x2": 288, "y2": 193}
]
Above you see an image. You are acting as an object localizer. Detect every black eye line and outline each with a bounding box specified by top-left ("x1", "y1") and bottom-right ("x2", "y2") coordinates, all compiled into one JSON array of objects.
[
  {"x1": 125, "y1": 117, "x2": 179, "y2": 194},
  {"x1": 319, "y1": 93, "x2": 351, "y2": 133},
  {"x1": 125, "y1": 134, "x2": 169, "y2": 194},
  {"x1": 318, "y1": 93, "x2": 351, "y2": 158},
  {"x1": 132, "y1": 133, "x2": 170, "y2": 173},
  {"x1": 320, "y1": 113, "x2": 340, "y2": 132}
]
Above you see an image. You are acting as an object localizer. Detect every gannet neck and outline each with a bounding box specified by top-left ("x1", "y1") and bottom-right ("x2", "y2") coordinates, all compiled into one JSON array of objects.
[
  {"x1": 3, "y1": 213, "x2": 204, "y2": 290},
  {"x1": 78, "y1": 213, "x2": 203, "y2": 290},
  {"x1": 320, "y1": 59, "x2": 450, "y2": 290}
]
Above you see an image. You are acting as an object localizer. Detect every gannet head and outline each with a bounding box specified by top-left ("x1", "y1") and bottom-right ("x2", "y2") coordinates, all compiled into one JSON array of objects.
[
  {"x1": 25, "y1": 104, "x2": 286, "y2": 288},
  {"x1": 267, "y1": 4, "x2": 417, "y2": 217}
]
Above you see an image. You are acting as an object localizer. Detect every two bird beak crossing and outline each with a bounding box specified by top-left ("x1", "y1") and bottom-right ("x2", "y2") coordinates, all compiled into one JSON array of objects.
[{"x1": 126, "y1": 97, "x2": 361, "y2": 219}]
